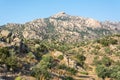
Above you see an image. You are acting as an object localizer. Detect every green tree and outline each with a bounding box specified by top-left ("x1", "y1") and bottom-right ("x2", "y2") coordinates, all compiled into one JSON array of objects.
[
  {"x1": 31, "y1": 54, "x2": 54, "y2": 79},
  {"x1": 0, "y1": 47, "x2": 10, "y2": 63},
  {"x1": 96, "y1": 65, "x2": 111, "y2": 79},
  {"x1": 63, "y1": 76, "x2": 74, "y2": 80},
  {"x1": 101, "y1": 56, "x2": 112, "y2": 67},
  {"x1": 75, "y1": 54, "x2": 86, "y2": 66},
  {"x1": 110, "y1": 65, "x2": 120, "y2": 80}
]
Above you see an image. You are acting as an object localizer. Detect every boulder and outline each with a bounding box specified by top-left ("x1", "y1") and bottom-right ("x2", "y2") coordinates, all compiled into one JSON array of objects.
[
  {"x1": 1, "y1": 30, "x2": 12, "y2": 37},
  {"x1": 53, "y1": 51, "x2": 63, "y2": 57}
]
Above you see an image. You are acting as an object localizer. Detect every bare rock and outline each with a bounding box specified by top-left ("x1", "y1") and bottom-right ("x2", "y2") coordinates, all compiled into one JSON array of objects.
[{"x1": 1, "y1": 30, "x2": 12, "y2": 37}]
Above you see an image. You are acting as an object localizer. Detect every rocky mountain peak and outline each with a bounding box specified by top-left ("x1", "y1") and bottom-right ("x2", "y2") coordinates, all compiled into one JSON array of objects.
[
  {"x1": 85, "y1": 18, "x2": 101, "y2": 28},
  {"x1": 51, "y1": 12, "x2": 70, "y2": 18},
  {"x1": 0, "y1": 12, "x2": 120, "y2": 43}
]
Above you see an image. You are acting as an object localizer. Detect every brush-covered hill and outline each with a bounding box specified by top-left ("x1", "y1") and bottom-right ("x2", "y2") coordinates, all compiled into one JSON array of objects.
[
  {"x1": 0, "y1": 32, "x2": 120, "y2": 80},
  {"x1": 0, "y1": 12, "x2": 120, "y2": 80}
]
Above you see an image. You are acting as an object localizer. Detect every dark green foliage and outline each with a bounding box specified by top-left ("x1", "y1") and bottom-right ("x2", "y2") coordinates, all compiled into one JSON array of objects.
[
  {"x1": 96, "y1": 37, "x2": 118, "y2": 46},
  {"x1": 94, "y1": 56, "x2": 112, "y2": 67},
  {"x1": 5, "y1": 56, "x2": 18, "y2": 71},
  {"x1": 0, "y1": 47, "x2": 10, "y2": 63},
  {"x1": 96, "y1": 65, "x2": 111, "y2": 79},
  {"x1": 58, "y1": 55, "x2": 64, "y2": 60},
  {"x1": 31, "y1": 55, "x2": 54, "y2": 79},
  {"x1": 110, "y1": 65, "x2": 120, "y2": 80},
  {"x1": 114, "y1": 34, "x2": 120, "y2": 37},
  {"x1": 101, "y1": 56, "x2": 112, "y2": 67},
  {"x1": 31, "y1": 67, "x2": 50, "y2": 80},
  {"x1": 104, "y1": 47, "x2": 112, "y2": 55},
  {"x1": 0, "y1": 47, "x2": 18, "y2": 71},
  {"x1": 95, "y1": 56, "x2": 120, "y2": 80},
  {"x1": 96, "y1": 64, "x2": 120, "y2": 80},
  {"x1": 39, "y1": 43, "x2": 49, "y2": 53},
  {"x1": 58, "y1": 43, "x2": 74, "y2": 52},
  {"x1": 57, "y1": 64, "x2": 77, "y2": 75},
  {"x1": 40, "y1": 55, "x2": 54, "y2": 69},
  {"x1": 57, "y1": 64, "x2": 67, "y2": 69},
  {"x1": 91, "y1": 49, "x2": 99, "y2": 55},
  {"x1": 63, "y1": 76, "x2": 74, "y2": 80},
  {"x1": 66, "y1": 67, "x2": 77, "y2": 75},
  {"x1": 80, "y1": 71, "x2": 88, "y2": 75},
  {"x1": 76, "y1": 54, "x2": 86, "y2": 66}
]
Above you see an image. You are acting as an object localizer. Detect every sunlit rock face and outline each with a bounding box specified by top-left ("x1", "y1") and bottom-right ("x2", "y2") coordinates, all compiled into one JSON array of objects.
[{"x1": 0, "y1": 12, "x2": 120, "y2": 43}]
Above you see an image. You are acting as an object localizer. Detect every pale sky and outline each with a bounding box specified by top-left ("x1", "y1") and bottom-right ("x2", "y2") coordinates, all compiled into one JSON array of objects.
[{"x1": 0, "y1": 0, "x2": 120, "y2": 25}]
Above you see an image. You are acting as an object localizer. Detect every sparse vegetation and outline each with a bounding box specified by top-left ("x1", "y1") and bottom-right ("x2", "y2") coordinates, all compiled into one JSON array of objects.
[{"x1": 0, "y1": 24, "x2": 120, "y2": 80}]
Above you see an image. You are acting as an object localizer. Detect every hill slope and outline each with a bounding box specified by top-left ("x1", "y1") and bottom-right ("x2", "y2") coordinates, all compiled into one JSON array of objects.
[{"x1": 0, "y1": 12, "x2": 120, "y2": 43}]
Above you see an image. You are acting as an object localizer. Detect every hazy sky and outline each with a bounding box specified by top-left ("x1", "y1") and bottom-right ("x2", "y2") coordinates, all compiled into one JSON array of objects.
[{"x1": 0, "y1": 0, "x2": 120, "y2": 25}]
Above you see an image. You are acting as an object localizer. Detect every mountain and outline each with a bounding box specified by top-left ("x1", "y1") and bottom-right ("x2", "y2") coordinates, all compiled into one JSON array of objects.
[
  {"x1": 0, "y1": 12, "x2": 120, "y2": 80},
  {"x1": 0, "y1": 12, "x2": 120, "y2": 43}
]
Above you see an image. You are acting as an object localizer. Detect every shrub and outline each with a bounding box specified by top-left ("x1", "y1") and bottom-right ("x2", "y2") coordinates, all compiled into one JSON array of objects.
[
  {"x1": 15, "y1": 76, "x2": 22, "y2": 80},
  {"x1": 31, "y1": 54, "x2": 54, "y2": 79},
  {"x1": 57, "y1": 64, "x2": 67, "y2": 69},
  {"x1": 97, "y1": 37, "x2": 118, "y2": 46},
  {"x1": 75, "y1": 54, "x2": 86, "y2": 66},
  {"x1": 110, "y1": 65, "x2": 120, "y2": 80},
  {"x1": 66, "y1": 67, "x2": 77, "y2": 75},
  {"x1": 101, "y1": 56, "x2": 112, "y2": 67},
  {"x1": 27, "y1": 52, "x2": 35, "y2": 59},
  {"x1": 80, "y1": 71, "x2": 88, "y2": 75},
  {"x1": 104, "y1": 47, "x2": 112, "y2": 55},
  {"x1": 96, "y1": 65, "x2": 111, "y2": 79},
  {"x1": 58, "y1": 55, "x2": 64, "y2": 60},
  {"x1": 91, "y1": 49, "x2": 99, "y2": 55},
  {"x1": 63, "y1": 76, "x2": 74, "y2": 80},
  {"x1": 57, "y1": 64, "x2": 77, "y2": 75}
]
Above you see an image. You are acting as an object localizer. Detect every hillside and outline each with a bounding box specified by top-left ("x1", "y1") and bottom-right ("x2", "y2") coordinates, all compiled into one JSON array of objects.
[
  {"x1": 0, "y1": 12, "x2": 120, "y2": 80},
  {"x1": 0, "y1": 32, "x2": 120, "y2": 80},
  {"x1": 0, "y1": 12, "x2": 120, "y2": 43}
]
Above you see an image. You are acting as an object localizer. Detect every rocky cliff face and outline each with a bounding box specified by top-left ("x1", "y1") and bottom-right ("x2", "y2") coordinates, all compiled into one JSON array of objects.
[{"x1": 0, "y1": 12, "x2": 120, "y2": 43}]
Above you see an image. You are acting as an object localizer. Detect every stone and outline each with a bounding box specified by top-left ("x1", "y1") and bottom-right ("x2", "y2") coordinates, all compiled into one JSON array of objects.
[
  {"x1": 1, "y1": 30, "x2": 12, "y2": 37},
  {"x1": 53, "y1": 51, "x2": 63, "y2": 58}
]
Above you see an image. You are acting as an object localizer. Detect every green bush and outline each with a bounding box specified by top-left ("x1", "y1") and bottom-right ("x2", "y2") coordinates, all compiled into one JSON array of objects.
[
  {"x1": 63, "y1": 76, "x2": 74, "y2": 80},
  {"x1": 76, "y1": 54, "x2": 86, "y2": 66},
  {"x1": 66, "y1": 67, "x2": 77, "y2": 75},
  {"x1": 58, "y1": 55, "x2": 64, "y2": 60},
  {"x1": 27, "y1": 52, "x2": 35, "y2": 59},
  {"x1": 57, "y1": 64, "x2": 67, "y2": 69},
  {"x1": 104, "y1": 48, "x2": 112, "y2": 55},
  {"x1": 80, "y1": 71, "x2": 88, "y2": 75},
  {"x1": 96, "y1": 65, "x2": 111, "y2": 79},
  {"x1": 96, "y1": 64, "x2": 120, "y2": 80},
  {"x1": 101, "y1": 56, "x2": 112, "y2": 67},
  {"x1": 97, "y1": 37, "x2": 118, "y2": 46},
  {"x1": 57, "y1": 64, "x2": 77, "y2": 75},
  {"x1": 0, "y1": 47, "x2": 10, "y2": 63},
  {"x1": 110, "y1": 65, "x2": 120, "y2": 80},
  {"x1": 91, "y1": 49, "x2": 99, "y2": 55}
]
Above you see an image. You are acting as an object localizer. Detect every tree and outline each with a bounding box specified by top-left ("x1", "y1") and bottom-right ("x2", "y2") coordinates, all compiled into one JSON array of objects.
[
  {"x1": 101, "y1": 56, "x2": 112, "y2": 67},
  {"x1": 110, "y1": 65, "x2": 120, "y2": 80},
  {"x1": 63, "y1": 76, "x2": 74, "y2": 80},
  {"x1": 75, "y1": 54, "x2": 86, "y2": 66},
  {"x1": 5, "y1": 56, "x2": 18, "y2": 71},
  {"x1": 96, "y1": 65, "x2": 111, "y2": 79},
  {"x1": 0, "y1": 47, "x2": 10, "y2": 63},
  {"x1": 31, "y1": 54, "x2": 54, "y2": 79}
]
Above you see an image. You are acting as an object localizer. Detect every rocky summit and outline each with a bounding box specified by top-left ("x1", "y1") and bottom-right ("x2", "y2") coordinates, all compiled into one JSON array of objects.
[{"x1": 0, "y1": 12, "x2": 120, "y2": 43}]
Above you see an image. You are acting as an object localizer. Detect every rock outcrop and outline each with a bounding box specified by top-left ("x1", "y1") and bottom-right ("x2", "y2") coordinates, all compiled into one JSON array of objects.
[
  {"x1": 0, "y1": 30, "x2": 12, "y2": 37},
  {"x1": 0, "y1": 12, "x2": 120, "y2": 43}
]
